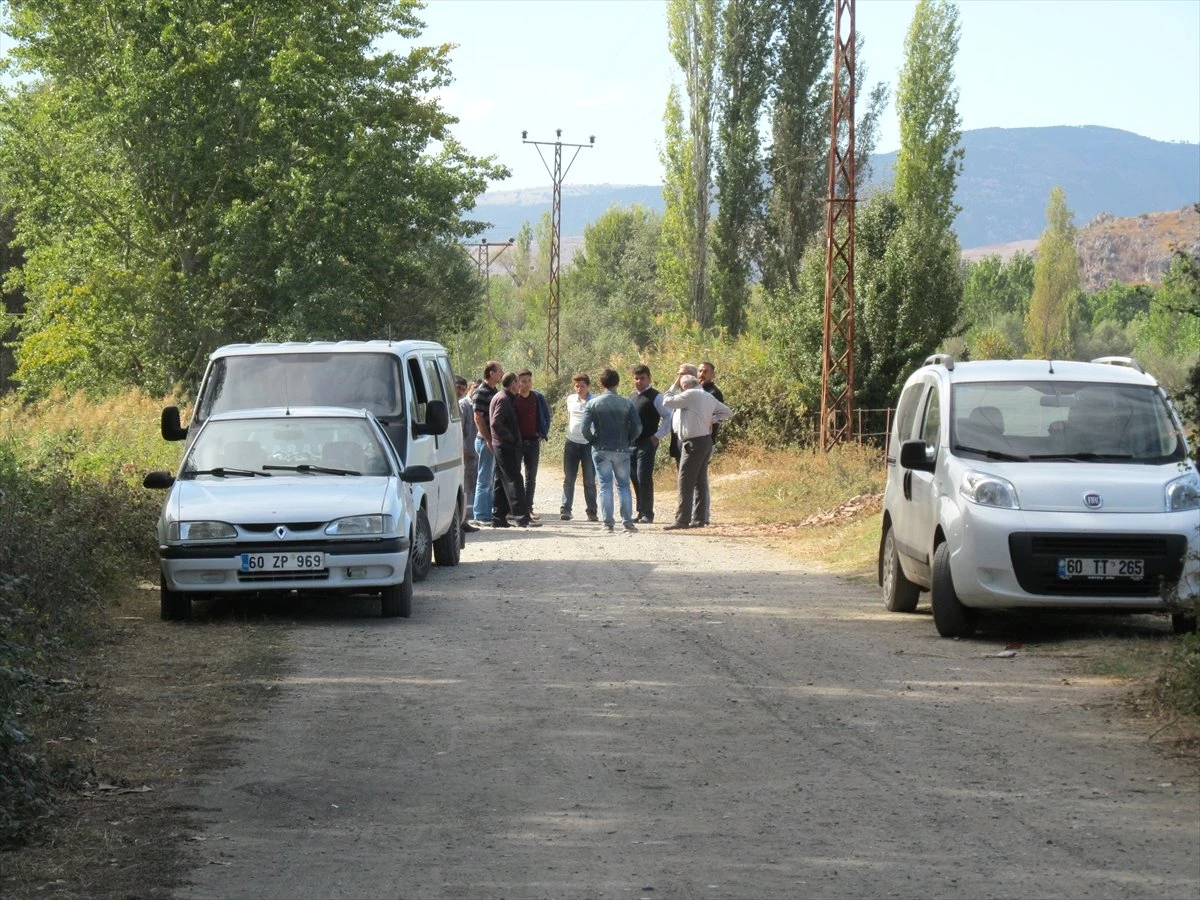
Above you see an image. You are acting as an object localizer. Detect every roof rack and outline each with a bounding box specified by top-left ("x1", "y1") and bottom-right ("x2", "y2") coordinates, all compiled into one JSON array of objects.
[
  {"x1": 923, "y1": 353, "x2": 955, "y2": 371},
  {"x1": 1089, "y1": 356, "x2": 1145, "y2": 374}
]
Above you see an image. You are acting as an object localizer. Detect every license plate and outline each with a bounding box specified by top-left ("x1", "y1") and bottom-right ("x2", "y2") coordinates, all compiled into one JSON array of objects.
[
  {"x1": 240, "y1": 552, "x2": 325, "y2": 573},
  {"x1": 1057, "y1": 557, "x2": 1144, "y2": 580}
]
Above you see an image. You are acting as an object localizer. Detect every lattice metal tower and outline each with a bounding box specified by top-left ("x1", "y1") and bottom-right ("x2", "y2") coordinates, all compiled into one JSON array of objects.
[
  {"x1": 820, "y1": 0, "x2": 857, "y2": 449},
  {"x1": 522, "y1": 130, "x2": 594, "y2": 376}
]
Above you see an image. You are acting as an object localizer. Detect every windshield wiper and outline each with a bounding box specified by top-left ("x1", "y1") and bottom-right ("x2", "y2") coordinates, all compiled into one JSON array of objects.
[
  {"x1": 1027, "y1": 452, "x2": 1134, "y2": 461},
  {"x1": 952, "y1": 444, "x2": 1027, "y2": 461},
  {"x1": 263, "y1": 464, "x2": 361, "y2": 476},
  {"x1": 187, "y1": 467, "x2": 271, "y2": 477}
]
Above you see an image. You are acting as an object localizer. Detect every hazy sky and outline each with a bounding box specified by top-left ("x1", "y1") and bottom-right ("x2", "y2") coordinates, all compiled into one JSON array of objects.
[{"x1": 410, "y1": 0, "x2": 1200, "y2": 191}]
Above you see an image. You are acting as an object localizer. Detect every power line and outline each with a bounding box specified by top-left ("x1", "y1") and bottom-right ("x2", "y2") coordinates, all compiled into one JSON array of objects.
[{"x1": 522, "y1": 129, "x2": 595, "y2": 377}]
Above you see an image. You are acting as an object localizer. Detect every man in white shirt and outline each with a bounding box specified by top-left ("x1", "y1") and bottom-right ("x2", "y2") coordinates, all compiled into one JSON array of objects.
[
  {"x1": 662, "y1": 372, "x2": 733, "y2": 530},
  {"x1": 560, "y1": 373, "x2": 598, "y2": 521}
]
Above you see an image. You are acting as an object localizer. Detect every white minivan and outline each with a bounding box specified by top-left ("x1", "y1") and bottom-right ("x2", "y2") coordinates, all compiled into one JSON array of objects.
[
  {"x1": 159, "y1": 340, "x2": 466, "y2": 580},
  {"x1": 879, "y1": 355, "x2": 1200, "y2": 637}
]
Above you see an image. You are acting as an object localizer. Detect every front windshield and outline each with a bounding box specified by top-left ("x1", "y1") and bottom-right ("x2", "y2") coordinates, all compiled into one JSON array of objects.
[
  {"x1": 195, "y1": 353, "x2": 404, "y2": 424},
  {"x1": 951, "y1": 381, "x2": 1188, "y2": 463},
  {"x1": 182, "y1": 417, "x2": 392, "y2": 477}
]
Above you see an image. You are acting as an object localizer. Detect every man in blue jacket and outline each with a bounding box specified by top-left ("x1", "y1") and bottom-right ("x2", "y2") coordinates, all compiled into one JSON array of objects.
[{"x1": 581, "y1": 367, "x2": 642, "y2": 533}]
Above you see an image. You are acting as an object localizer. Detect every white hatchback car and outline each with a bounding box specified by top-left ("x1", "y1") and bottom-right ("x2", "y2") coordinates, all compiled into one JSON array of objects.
[
  {"x1": 879, "y1": 355, "x2": 1200, "y2": 637},
  {"x1": 144, "y1": 407, "x2": 434, "y2": 621}
]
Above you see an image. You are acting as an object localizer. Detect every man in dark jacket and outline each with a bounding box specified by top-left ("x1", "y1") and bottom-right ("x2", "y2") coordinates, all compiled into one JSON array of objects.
[{"x1": 488, "y1": 372, "x2": 538, "y2": 528}]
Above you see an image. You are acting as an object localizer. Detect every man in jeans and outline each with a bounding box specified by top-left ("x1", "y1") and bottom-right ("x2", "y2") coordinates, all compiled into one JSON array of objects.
[
  {"x1": 471, "y1": 361, "x2": 503, "y2": 526},
  {"x1": 581, "y1": 368, "x2": 642, "y2": 533},
  {"x1": 560, "y1": 373, "x2": 598, "y2": 521}
]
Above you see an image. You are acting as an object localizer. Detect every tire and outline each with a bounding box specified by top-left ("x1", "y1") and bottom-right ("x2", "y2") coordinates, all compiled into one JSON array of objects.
[
  {"x1": 160, "y1": 574, "x2": 191, "y2": 621},
  {"x1": 881, "y1": 524, "x2": 921, "y2": 613},
  {"x1": 411, "y1": 509, "x2": 433, "y2": 583},
  {"x1": 1171, "y1": 611, "x2": 1198, "y2": 634},
  {"x1": 931, "y1": 542, "x2": 978, "y2": 638},
  {"x1": 382, "y1": 552, "x2": 413, "y2": 618},
  {"x1": 433, "y1": 507, "x2": 462, "y2": 567}
]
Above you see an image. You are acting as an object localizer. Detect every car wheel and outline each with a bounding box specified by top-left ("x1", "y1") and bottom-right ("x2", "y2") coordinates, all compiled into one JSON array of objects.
[
  {"x1": 411, "y1": 509, "x2": 433, "y2": 583},
  {"x1": 881, "y1": 524, "x2": 921, "y2": 613},
  {"x1": 160, "y1": 574, "x2": 191, "y2": 621},
  {"x1": 433, "y1": 507, "x2": 462, "y2": 567},
  {"x1": 931, "y1": 542, "x2": 978, "y2": 638},
  {"x1": 382, "y1": 552, "x2": 414, "y2": 618},
  {"x1": 1171, "y1": 611, "x2": 1198, "y2": 634}
]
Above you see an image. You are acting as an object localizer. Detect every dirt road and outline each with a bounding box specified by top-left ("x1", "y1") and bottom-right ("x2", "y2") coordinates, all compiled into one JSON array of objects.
[{"x1": 175, "y1": 520, "x2": 1199, "y2": 899}]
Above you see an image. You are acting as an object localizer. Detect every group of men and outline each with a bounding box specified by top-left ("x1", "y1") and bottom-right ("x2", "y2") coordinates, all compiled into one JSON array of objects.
[{"x1": 455, "y1": 360, "x2": 731, "y2": 534}]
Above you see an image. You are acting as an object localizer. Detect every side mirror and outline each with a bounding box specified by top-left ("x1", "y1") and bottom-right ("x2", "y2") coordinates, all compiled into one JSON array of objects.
[
  {"x1": 401, "y1": 465, "x2": 436, "y2": 484},
  {"x1": 161, "y1": 406, "x2": 188, "y2": 442},
  {"x1": 143, "y1": 470, "x2": 176, "y2": 489},
  {"x1": 412, "y1": 400, "x2": 449, "y2": 437},
  {"x1": 898, "y1": 439, "x2": 936, "y2": 473}
]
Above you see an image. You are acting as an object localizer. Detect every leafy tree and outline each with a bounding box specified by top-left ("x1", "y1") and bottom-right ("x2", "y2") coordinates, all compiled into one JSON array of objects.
[
  {"x1": 665, "y1": 0, "x2": 719, "y2": 329},
  {"x1": 1024, "y1": 186, "x2": 1079, "y2": 358},
  {"x1": 1080, "y1": 281, "x2": 1153, "y2": 330},
  {"x1": 851, "y1": 0, "x2": 964, "y2": 409},
  {"x1": 568, "y1": 205, "x2": 665, "y2": 351},
  {"x1": 710, "y1": 0, "x2": 775, "y2": 336},
  {"x1": 962, "y1": 251, "x2": 1035, "y2": 328},
  {"x1": 893, "y1": 0, "x2": 964, "y2": 235},
  {"x1": 0, "y1": 0, "x2": 504, "y2": 397}
]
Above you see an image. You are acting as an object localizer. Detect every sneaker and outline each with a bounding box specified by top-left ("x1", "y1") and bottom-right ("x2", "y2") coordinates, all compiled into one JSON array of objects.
[
  {"x1": 516, "y1": 517, "x2": 542, "y2": 528},
  {"x1": 635, "y1": 514, "x2": 653, "y2": 524},
  {"x1": 560, "y1": 512, "x2": 572, "y2": 521},
  {"x1": 490, "y1": 519, "x2": 512, "y2": 528},
  {"x1": 622, "y1": 522, "x2": 638, "y2": 533},
  {"x1": 691, "y1": 521, "x2": 707, "y2": 528}
]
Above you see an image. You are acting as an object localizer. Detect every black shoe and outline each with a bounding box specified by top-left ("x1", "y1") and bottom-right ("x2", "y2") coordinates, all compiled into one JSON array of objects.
[
  {"x1": 622, "y1": 522, "x2": 638, "y2": 533},
  {"x1": 560, "y1": 512, "x2": 572, "y2": 521},
  {"x1": 635, "y1": 514, "x2": 653, "y2": 524},
  {"x1": 462, "y1": 522, "x2": 480, "y2": 533},
  {"x1": 663, "y1": 522, "x2": 690, "y2": 531},
  {"x1": 586, "y1": 513, "x2": 599, "y2": 522},
  {"x1": 490, "y1": 519, "x2": 512, "y2": 528},
  {"x1": 516, "y1": 517, "x2": 542, "y2": 528},
  {"x1": 691, "y1": 521, "x2": 707, "y2": 528},
  {"x1": 604, "y1": 522, "x2": 614, "y2": 532}
]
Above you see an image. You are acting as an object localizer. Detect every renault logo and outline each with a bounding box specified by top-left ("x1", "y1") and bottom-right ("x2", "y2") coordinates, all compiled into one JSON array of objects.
[
  {"x1": 275, "y1": 525, "x2": 288, "y2": 539},
  {"x1": 1083, "y1": 492, "x2": 1103, "y2": 509}
]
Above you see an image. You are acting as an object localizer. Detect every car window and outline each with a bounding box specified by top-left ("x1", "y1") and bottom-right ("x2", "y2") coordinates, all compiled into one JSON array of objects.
[
  {"x1": 435, "y1": 355, "x2": 460, "y2": 423},
  {"x1": 406, "y1": 357, "x2": 431, "y2": 427},
  {"x1": 196, "y1": 353, "x2": 404, "y2": 424},
  {"x1": 920, "y1": 386, "x2": 941, "y2": 447},
  {"x1": 893, "y1": 382, "x2": 925, "y2": 444},
  {"x1": 184, "y1": 417, "x2": 393, "y2": 476},
  {"x1": 951, "y1": 381, "x2": 1187, "y2": 461}
]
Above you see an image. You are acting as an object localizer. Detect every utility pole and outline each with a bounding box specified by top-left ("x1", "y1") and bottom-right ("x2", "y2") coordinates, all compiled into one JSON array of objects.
[
  {"x1": 461, "y1": 238, "x2": 514, "y2": 358},
  {"x1": 820, "y1": 0, "x2": 857, "y2": 450},
  {"x1": 522, "y1": 129, "x2": 594, "y2": 377}
]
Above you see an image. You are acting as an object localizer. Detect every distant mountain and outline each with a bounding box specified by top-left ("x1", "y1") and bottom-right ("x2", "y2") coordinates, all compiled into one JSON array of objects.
[{"x1": 470, "y1": 126, "x2": 1199, "y2": 252}]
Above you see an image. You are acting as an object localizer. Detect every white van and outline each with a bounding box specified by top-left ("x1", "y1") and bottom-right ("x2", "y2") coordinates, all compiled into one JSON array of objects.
[
  {"x1": 160, "y1": 340, "x2": 466, "y2": 580},
  {"x1": 879, "y1": 355, "x2": 1199, "y2": 637}
]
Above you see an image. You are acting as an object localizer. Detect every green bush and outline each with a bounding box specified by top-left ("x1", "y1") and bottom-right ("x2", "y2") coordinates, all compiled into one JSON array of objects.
[{"x1": 0, "y1": 393, "x2": 169, "y2": 848}]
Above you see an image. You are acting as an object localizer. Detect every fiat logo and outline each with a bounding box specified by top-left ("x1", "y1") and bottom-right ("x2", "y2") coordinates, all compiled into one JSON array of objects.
[
  {"x1": 275, "y1": 525, "x2": 287, "y2": 539},
  {"x1": 1083, "y1": 492, "x2": 1103, "y2": 509}
]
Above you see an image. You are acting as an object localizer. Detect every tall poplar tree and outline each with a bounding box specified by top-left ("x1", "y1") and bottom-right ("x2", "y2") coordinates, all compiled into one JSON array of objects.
[
  {"x1": 665, "y1": 0, "x2": 719, "y2": 329},
  {"x1": 1024, "y1": 186, "x2": 1079, "y2": 358},
  {"x1": 853, "y1": 0, "x2": 964, "y2": 409},
  {"x1": 710, "y1": 0, "x2": 775, "y2": 335}
]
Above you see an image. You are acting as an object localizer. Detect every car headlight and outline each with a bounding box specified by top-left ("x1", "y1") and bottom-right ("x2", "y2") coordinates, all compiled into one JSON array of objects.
[
  {"x1": 171, "y1": 521, "x2": 237, "y2": 541},
  {"x1": 959, "y1": 471, "x2": 1020, "y2": 509},
  {"x1": 1165, "y1": 470, "x2": 1200, "y2": 512},
  {"x1": 325, "y1": 515, "x2": 391, "y2": 536}
]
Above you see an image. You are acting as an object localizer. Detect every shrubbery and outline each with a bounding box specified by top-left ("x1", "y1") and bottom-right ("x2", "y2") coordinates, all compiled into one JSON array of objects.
[{"x1": 0, "y1": 392, "x2": 172, "y2": 847}]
